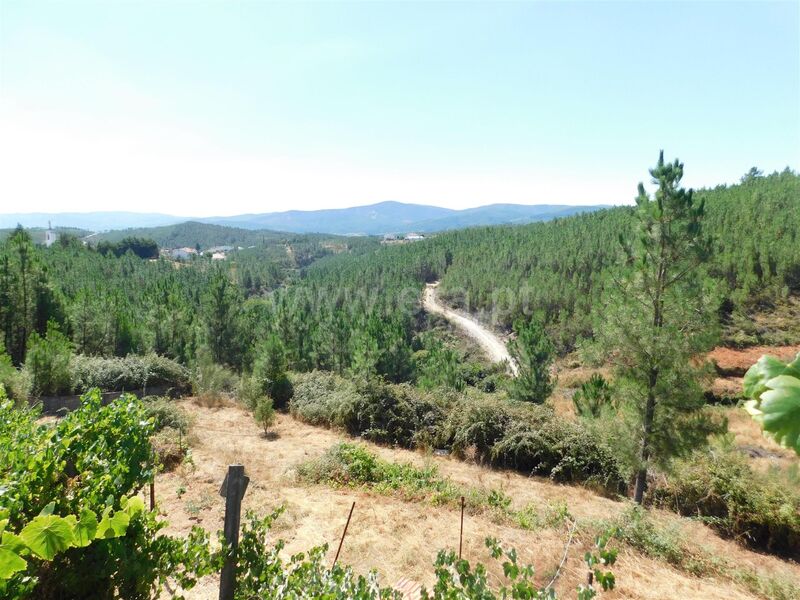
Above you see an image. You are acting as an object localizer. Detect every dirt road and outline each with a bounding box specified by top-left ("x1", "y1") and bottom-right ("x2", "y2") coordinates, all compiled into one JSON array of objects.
[{"x1": 423, "y1": 282, "x2": 518, "y2": 375}]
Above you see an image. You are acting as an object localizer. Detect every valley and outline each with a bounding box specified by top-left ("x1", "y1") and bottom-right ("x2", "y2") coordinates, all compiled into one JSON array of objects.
[{"x1": 2, "y1": 165, "x2": 798, "y2": 599}]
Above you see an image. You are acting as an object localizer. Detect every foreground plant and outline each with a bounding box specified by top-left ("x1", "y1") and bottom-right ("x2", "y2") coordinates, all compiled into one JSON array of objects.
[
  {"x1": 743, "y1": 352, "x2": 800, "y2": 455},
  {"x1": 0, "y1": 497, "x2": 143, "y2": 582},
  {"x1": 233, "y1": 507, "x2": 618, "y2": 599}
]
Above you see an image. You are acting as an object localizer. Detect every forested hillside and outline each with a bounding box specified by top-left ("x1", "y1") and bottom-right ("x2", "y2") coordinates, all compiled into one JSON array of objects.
[
  {"x1": 2, "y1": 162, "x2": 800, "y2": 599},
  {"x1": 293, "y1": 168, "x2": 799, "y2": 354},
  {"x1": 434, "y1": 168, "x2": 800, "y2": 347},
  {"x1": 92, "y1": 221, "x2": 379, "y2": 253},
  {"x1": 1, "y1": 169, "x2": 796, "y2": 384}
]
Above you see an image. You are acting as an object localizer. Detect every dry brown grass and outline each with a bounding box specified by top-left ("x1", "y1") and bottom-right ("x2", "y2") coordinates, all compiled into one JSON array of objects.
[
  {"x1": 708, "y1": 344, "x2": 800, "y2": 376},
  {"x1": 153, "y1": 399, "x2": 798, "y2": 600}
]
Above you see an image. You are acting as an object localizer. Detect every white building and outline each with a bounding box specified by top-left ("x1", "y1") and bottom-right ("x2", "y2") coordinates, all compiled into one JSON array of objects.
[
  {"x1": 405, "y1": 232, "x2": 425, "y2": 241},
  {"x1": 170, "y1": 247, "x2": 198, "y2": 260},
  {"x1": 45, "y1": 222, "x2": 57, "y2": 247}
]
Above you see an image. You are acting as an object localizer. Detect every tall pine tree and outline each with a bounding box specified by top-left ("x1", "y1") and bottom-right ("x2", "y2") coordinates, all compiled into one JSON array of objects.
[
  {"x1": 595, "y1": 152, "x2": 723, "y2": 503},
  {"x1": 506, "y1": 317, "x2": 555, "y2": 403}
]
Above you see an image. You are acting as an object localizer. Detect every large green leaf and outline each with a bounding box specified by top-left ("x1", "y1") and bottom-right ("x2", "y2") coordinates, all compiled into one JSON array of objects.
[
  {"x1": 753, "y1": 375, "x2": 800, "y2": 454},
  {"x1": 744, "y1": 351, "x2": 800, "y2": 456},
  {"x1": 19, "y1": 515, "x2": 75, "y2": 560},
  {"x1": 120, "y1": 495, "x2": 145, "y2": 517},
  {"x1": 71, "y1": 509, "x2": 98, "y2": 548},
  {"x1": 96, "y1": 508, "x2": 130, "y2": 539},
  {"x1": 742, "y1": 354, "x2": 799, "y2": 399},
  {"x1": 1, "y1": 532, "x2": 27, "y2": 556},
  {"x1": 0, "y1": 548, "x2": 27, "y2": 580}
]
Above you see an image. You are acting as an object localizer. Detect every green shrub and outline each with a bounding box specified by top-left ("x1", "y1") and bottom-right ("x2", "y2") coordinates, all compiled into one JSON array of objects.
[
  {"x1": 442, "y1": 397, "x2": 517, "y2": 458},
  {"x1": 252, "y1": 334, "x2": 293, "y2": 409},
  {"x1": 143, "y1": 396, "x2": 189, "y2": 434},
  {"x1": 151, "y1": 426, "x2": 186, "y2": 471},
  {"x1": 191, "y1": 358, "x2": 238, "y2": 405},
  {"x1": 254, "y1": 396, "x2": 276, "y2": 434},
  {"x1": 0, "y1": 343, "x2": 31, "y2": 402},
  {"x1": 651, "y1": 441, "x2": 800, "y2": 557},
  {"x1": 290, "y1": 371, "x2": 447, "y2": 448},
  {"x1": 292, "y1": 373, "x2": 623, "y2": 493},
  {"x1": 24, "y1": 322, "x2": 73, "y2": 396},
  {"x1": 237, "y1": 374, "x2": 262, "y2": 411},
  {"x1": 289, "y1": 371, "x2": 361, "y2": 426},
  {"x1": 611, "y1": 505, "x2": 695, "y2": 570},
  {"x1": 70, "y1": 353, "x2": 190, "y2": 394},
  {"x1": 335, "y1": 377, "x2": 445, "y2": 448},
  {"x1": 443, "y1": 398, "x2": 625, "y2": 491},
  {"x1": 492, "y1": 419, "x2": 625, "y2": 491},
  {"x1": 572, "y1": 373, "x2": 614, "y2": 418}
]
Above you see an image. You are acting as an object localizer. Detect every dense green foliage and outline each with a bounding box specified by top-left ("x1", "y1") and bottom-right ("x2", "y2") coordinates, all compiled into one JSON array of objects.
[
  {"x1": 69, "y1": 353, "x2": 190, "y2": 394},
  {"x1": 435, "y1": 169, "x2": 799, "y2": 346},
  {"x1": 572, "y1": 374, "x2": 614, "y2": 419},
  {"x1": 2, "y1": 169, "x2": 796, "y2": 393},
  {"x1": 290, "y1": 371, "x2": 625, "y2": 491},
  {"x1": 594, "y1": 153, "x2": 723, "y2": 503},
  {"x1": 96, "y1": 237, "x2": 159, "y2": 259},
  {"x1": 24, "y1": 322, "x2": 73, "y2": 397},
  {"x1": 0, "y1": 390, "x2": 217, "y2": 598},
  {"x1": 506, "y1": 318, "x2": 555, "y2": 403},
  {"x1": 651, "y1": 439, "x2": 800, "y2": 557}
]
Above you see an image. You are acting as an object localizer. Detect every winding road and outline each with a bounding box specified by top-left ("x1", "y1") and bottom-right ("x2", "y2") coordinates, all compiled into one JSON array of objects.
[{"x1": 422, "y1": 282, "x2": 518, "y2": 376}]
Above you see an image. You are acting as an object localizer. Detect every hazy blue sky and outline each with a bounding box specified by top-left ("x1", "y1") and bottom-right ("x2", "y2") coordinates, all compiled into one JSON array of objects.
[{"x1": 1, "y1": 1, "x2": 797, "y2": 216}]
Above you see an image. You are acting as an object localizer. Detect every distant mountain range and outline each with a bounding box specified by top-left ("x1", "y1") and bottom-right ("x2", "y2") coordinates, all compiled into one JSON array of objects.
[{"x1": 1, "y1": 201, "x2": 609, "y2": 235}]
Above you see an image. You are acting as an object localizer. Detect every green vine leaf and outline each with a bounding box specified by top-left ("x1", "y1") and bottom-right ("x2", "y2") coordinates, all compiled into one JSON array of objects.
[
  {"x1": 19, "y1": 515, "x2": 75, "y2": 560},
  {"x1": 0, "y1": 547, "x2": 27, "y2": 580},
  {"x1": 96, "y1": 508, "x2": 129, "y2": 539},
  {"x1": 744, "y1": 353, "x2": 800, "y2": 456},
  {"x1": 72, "y1": 509, "x2": 99, "y2": 548}
]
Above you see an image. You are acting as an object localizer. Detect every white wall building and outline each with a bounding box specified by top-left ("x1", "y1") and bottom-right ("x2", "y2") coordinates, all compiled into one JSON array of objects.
[{"x1": 45, "y1": 222, "x2": 57, "y2": 247}]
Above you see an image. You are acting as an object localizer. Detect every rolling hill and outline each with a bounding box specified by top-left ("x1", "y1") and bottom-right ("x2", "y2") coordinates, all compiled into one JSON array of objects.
[{"x1": 2, "y1": 202, "x2": 609, "y2": 236}]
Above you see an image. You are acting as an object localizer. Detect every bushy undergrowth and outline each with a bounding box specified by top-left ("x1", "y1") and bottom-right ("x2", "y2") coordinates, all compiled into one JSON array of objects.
[
  {"x1": 235, "y1": 506, "x2": 617, "y2": 600},
  {"x1": 290, "y1": 372, "x2": 625, "y2": 492},
  {"x1": 0, "y1": 348, "x2": 30, "y2": 402},
  {"x1": 651, "y1": 440, "x2": 800, "y2": 557},
  {"x1": 142, "y1": 395, "x2": 191, "y2": 470},
  {"x1": 602, "y1": 505, "x2": 800, "y2": 600},
  {"x1": 290, "y1": 371, "x2": 449, "y2": 448},
  {"x1": 70, "y1": 353, "x2": 190, "y2": 394},
  {"x1": 142, "y1": 396, "x2": 190, "y2": 434},
  {"x1": 191, "y1": 358, "x2": 238, "y2": 406},
  {"x1": 298, "y1": 442, "x2": 575, "y2": 532},
  {"x1": 442, "y1": 397, "x2": 625, "y2": 491}
]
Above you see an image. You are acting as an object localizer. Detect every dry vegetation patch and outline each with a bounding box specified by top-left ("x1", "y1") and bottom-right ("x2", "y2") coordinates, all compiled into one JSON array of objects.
[{"x1": 154, "y1": 399, "x2": 799, "y2": 600}]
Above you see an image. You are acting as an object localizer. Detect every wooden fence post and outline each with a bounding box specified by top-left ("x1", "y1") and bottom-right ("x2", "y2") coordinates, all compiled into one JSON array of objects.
[
  {"x1": 459, "y1": 496, "x2": 465, "y2": 559},
  {"x1": 332, "y1": 501, "x2": 355, "y2": 567},
  {"x1": 219, "y1": 464, "x2": 249, "y2": 600}
]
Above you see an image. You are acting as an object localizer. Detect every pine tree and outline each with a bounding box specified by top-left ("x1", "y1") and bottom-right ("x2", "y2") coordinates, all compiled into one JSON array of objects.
[
  {"x1": 506, "y1": 318, "x2": 555, "y2": 403},
  {"x1": 252, "y1": 334, "x2": 293, "y2": 409},
  {"x1": 201, "y1": 271, "x2": 243, "y2": 368},
  {"x1": 595, "y1": 152, "x2": 723, "y2": 504}
]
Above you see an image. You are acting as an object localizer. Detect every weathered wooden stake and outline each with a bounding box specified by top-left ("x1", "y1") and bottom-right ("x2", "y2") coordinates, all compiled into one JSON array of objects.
[
  {"x1": 219, "y1": 465, "x2": 248, "y2": 600},
  {"x1": 459, "y1": 496, "x2": 465, "y2": 559},
  {"x1": 333, "y1": 501, "x2": 355, "y2": 567},
  {"x1": 149, "y1": 480, "x2": 155, "y2": 511}
]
